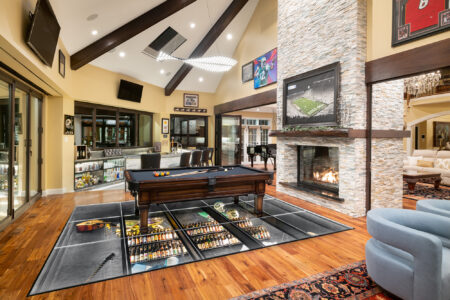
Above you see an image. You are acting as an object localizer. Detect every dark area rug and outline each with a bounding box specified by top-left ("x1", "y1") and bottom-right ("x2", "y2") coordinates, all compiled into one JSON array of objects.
[
  {"x1": 232, "y1": 261, "x2": 400, "y2": 300},
  {"x1": 403, "y1": 182, "x2": 450, "y2": 200}
]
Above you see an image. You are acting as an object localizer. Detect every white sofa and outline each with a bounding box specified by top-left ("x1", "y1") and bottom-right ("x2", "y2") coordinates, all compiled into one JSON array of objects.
[{"x1": 404, "y1": 149, "x2": 450, "y2": 185}]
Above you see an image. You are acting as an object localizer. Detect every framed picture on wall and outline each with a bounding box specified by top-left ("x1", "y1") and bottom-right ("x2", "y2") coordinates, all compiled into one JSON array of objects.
[
  {"x1": 392, "y1": 0, "x2": 450, "y2": 46},
  {"x1": 64, "y1": 115, "x2": 74, "y2": 135},
  {"x1": 433, "y1": 121, "x2": 450, "y2": 148},
  {"x1": 59, "y1": 50, "x2": 65, "y2": 78},
  {"x1": 183, "y1": 93, "x2": 199, "y2": 107},
  {"x1": 242, "y1": 61, "x2": 254, "y2": 83},
  {"x1": 161, "y1": 118, "x2": 169, "y2": 134},
  {"x1": 283, "y1": 62, "x2": 340, "y2": 127},
  {"x1": 253, "y1": 48, "x2": 277, "y2": 89}
]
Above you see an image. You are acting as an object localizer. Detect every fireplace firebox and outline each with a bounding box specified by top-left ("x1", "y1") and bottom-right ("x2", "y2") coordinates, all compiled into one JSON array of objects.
[{"x1": 298, "y1": 146, "x2": 339, "y2": 198}]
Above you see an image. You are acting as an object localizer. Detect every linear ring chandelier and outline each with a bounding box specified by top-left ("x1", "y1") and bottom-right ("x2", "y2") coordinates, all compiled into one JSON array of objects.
[{"x1": 156, "y1": 51, "x2": 237, "y2": 73}]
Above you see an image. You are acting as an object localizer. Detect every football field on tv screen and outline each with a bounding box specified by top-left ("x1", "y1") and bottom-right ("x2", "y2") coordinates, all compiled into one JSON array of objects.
[{"x1": 293, "y1": 97, "x2": 327, "y2": 117}]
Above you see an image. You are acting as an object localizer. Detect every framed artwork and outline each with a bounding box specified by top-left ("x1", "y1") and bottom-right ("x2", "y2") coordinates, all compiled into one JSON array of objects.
[
  {"x1": 433, "y1": 121, "x2": 450, "y2": 147},
  {"x1": 161, "y1": 118, "x2": 169, "y2": 134},
  {"x1": 242, "y1": 61, "x2": 254, "y2": 83},
  {"x1": 392, "y1": 0, "x2": 450, "y2": 46},
  {"x1": 253, "y1": 48, "x2": 277, "y2": 89},
  {"x1": 283, "y1": 62, "x2": 340, "y2": 127},
  {"x1": 183, "y1": 93, "x2": 199, "y2": 107},
  {"x1": 64, "y1": 115, "x2": 74, "y2": 135},
  {"x1": 59, "y1": 50, "x2": 65, "y2": 78}
]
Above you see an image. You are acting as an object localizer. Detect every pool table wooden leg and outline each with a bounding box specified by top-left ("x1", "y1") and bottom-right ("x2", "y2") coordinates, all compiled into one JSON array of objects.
[
  {"x1": 139, "y1": 205, "x2": 149, "y2": 234},
  {"x1": 234, "y1": 196, "x2": 239, "y2": 204},
  {"x1": 255, "y1": 194, "x2": 263, "y2": 217}
]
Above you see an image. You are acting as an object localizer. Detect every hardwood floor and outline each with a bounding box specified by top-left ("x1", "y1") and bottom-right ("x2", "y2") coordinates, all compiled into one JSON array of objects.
[{"x1": 0, "y1": 182, "x2": 416, "y2": 300}]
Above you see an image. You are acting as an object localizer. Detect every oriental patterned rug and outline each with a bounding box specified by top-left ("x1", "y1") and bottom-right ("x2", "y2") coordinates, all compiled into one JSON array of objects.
[
  {"x1": 232, "y1": 261, "x2": 399, "y2": 300},
  {"x1": 403, "y1": 182, "x2": 450, "y2": 200}
]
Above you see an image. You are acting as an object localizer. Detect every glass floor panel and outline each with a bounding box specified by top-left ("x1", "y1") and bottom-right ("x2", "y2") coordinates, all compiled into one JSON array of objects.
[
  {"x1": 30, "y1": 239, "x2": 126, "y2": 295},
  {"x1": 29, "y1": 195, "x2": 352, "y2": 295},
  {"x1": 56, "y1": 216, "x2": 122, "y2": 247}
]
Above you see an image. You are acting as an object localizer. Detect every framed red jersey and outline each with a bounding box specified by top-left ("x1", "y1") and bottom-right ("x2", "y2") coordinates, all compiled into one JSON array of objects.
[{"x1": 392, "y1": 0, "x2": 450, "y2": 46}]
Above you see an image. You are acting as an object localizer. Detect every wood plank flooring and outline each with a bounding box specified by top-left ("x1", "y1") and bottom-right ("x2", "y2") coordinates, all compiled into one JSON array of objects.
[{"x1": 0, "y1": 181, "x2": 416, "y2": 300}]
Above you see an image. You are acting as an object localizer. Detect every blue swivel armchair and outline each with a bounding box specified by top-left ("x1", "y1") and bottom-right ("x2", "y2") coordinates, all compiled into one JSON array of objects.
[
  {"x1": 366, "y1": 208, "x2": 450, "y2": 300},
  {"x1": 417, "y1": 199, "x2": 450, "y2": 218}
]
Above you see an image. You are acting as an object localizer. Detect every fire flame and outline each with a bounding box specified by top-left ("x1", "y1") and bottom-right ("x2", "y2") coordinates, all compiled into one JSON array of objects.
[{"x1": 313, "y1": 169, "x2": 339, "y2": 184}]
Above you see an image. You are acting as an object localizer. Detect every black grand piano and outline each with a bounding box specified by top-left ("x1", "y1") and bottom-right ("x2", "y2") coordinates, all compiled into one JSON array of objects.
[{"x1": 247, "y1": 144, "x2": 276, "y2": 171}]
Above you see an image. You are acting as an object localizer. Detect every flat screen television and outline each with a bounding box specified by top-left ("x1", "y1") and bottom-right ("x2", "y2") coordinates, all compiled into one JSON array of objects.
[
  {"x1": 118, "y1": 80, "x2": 143, "y2": 103},
  {"x1": 26, "y1": 0, "x2": 61, "y2": 67}
]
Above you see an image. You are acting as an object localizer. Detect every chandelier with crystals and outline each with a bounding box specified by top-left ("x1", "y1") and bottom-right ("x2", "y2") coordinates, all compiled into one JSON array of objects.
[
  {"x1": 404, "y1": 70, "x2": 441, "y2": 98},
  {"x1": 157, "y1": 51, "x2": 237, "y2": 73}
]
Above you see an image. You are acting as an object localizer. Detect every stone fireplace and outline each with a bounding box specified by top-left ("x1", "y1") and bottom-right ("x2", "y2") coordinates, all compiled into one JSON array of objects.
[
  {"x1": 298, "y1": 146, "x2": 339, "y2": 198},
  {"x1": 275, "y1": 0, "x2": 404, "y2": 217}
]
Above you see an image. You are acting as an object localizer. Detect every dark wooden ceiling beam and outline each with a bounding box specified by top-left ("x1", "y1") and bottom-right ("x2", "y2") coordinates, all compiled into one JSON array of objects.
[
  {"x1": 365, "y1": 38, "x2": 450, "y2": 84},
  {"x1": 165, "y1": 0, "x2": 248, "y2": 96},
  {"x1": 70, "y1": 0, "x2": 197, "y2": 70}
]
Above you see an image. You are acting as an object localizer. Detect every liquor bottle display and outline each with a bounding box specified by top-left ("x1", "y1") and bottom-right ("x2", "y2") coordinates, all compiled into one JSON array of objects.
[
  {"x1": 192, "y1": 232, "x2": 241, "y2": 251},
  {"x1": 126, "y1": 228, "x2": 177, "y2": 247},
  {"x1": 232, "y1": 217, "x2": 271, "y2": 241},
  {"x1": 184, "y1": 221, "x2": 225, "y2": 236},
  {"x1": 129, "y1": 240, "x2": 187, "y2": 263}
]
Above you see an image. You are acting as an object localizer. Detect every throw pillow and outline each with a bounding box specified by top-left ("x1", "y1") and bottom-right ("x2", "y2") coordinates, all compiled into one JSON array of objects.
[
  {"x1": 417, "y1": 160, "x2": 433, "y2": 168},
  {"x1": 435, "y1": 158, "x2": 450, "y2": 170},
  {"x1": 407, "y1": 156, "x2": 422, "y2": 166}
]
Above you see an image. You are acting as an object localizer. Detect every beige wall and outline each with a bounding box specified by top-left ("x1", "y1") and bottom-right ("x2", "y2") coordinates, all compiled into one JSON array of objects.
[
  {"x1": 214, "y1": 0, "x2": 277, "y2": 104},
  {"x1": 367, "y1": 0, "x2": 450, "y2": 61}
]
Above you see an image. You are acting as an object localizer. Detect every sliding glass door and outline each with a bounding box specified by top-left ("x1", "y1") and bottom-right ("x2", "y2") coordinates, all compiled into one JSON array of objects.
[
  {"x1": 219, "y1": 115, "x2": 242, "y2": 165},
  {"x1": 29, "y1": 95, "x2": 41, "y2": 199},
  {"x1": 0, "y1": 71, "x2": 43, "y2": 224},
  {"x1": 14, "y1": 88, "x2": 27, "y2": 210},
  {"x1": 0, "y1": 80, "x2": 10, "y2": 222}
]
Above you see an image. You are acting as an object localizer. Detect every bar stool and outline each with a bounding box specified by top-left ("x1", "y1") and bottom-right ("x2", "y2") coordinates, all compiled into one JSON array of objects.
[
  {"x1": 141, "y1": 153, "x2": 161, "y2": 169},
  {"x1": 179, "y1": 152, "x2": 191, "y2": 168},
  {"x1": 201, "y1": 149, "x2": 210, "y2": 166},
  {"x1": 191, "y1": 150, "x2": 202, "y2": 167}
]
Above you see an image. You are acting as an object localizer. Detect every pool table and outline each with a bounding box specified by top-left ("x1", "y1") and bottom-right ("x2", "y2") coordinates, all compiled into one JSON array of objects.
[{"x1": 125, "y1": 166, "x2": 272, "y2": 233}]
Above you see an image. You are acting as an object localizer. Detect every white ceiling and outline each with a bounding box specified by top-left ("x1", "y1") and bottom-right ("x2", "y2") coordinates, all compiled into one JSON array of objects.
[{"x1": 50, "y1": 0, "x2": 259, "y2": 93}]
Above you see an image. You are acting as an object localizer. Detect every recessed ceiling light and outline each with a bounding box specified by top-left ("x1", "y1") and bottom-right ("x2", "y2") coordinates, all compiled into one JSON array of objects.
[
  {"x1": 119, "y1": 51, "x2": 126, "y2": 58},
  {"x1": 91, "y1": 30, "x2": 98, "y2": 36},
  {"x1": 86, "y1": 13, "x2": 98, "y2": 21},
  {"x1": 190, "y1": 22, "x2": 196, "y2": 29},
  {"x1": 160, "y1": 69, "x2": 165, "y2": 74},
  {"x1": 226, "y1": 33, "x2": 233, "y2": 40},
  {"x1": 256, "y1": 108, "x2": 260, "y2": 112},
  {"x1": 198, "y1": 77, "x2": 204, "y2": 82}
]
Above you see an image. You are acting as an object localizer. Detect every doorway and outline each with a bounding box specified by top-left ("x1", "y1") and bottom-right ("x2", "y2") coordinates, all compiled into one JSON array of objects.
[
  {"x1": 216, "y1": 115, "x2": 242, "y2": 165},
  {"x1": 0, "y1": 71, "x2": 43, "y2": 225}
]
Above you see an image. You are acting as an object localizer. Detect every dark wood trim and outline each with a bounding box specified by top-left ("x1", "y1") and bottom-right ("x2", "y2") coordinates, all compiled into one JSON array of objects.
[
  {"x1": 269, "y1": 129, "x2": 410, "y2": 138},
  {"x1": 70, "y1": 0, "x2": 197, "y2": 70},
  {"x1": 214, "y1": 89, "x2": 276, "y2": 115},
  {"x1": 165, "y1": 0, "x2": 249, "y2": 96},
  {"x1": 366, "y1": 38, "x2": 450, "y2": 84},
  {"x1": 0, "y1": 61, "x2": 49, "y2": 95},
  {"x1": 75, "y1": 101, "x2": 153, "y2": 116},
  {"x1": 366, "y1": 84, "x2": 372, "y2": 214}
]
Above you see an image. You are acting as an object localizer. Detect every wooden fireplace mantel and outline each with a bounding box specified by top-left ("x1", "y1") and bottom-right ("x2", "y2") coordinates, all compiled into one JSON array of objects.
[{"x1": 269, "y1": 129, "x2": 410, "y2": 138}]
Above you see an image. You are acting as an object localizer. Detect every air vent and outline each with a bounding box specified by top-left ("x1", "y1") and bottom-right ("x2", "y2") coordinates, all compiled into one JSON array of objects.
[{"x1": 142, "y1": 27, "x2": 186, "y2": 59}]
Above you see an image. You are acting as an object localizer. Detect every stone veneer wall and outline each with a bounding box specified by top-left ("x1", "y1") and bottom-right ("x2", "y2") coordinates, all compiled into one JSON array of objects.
[
  {"x1": 371, "y1": 80, "x2": 405, "y2": 209},
  {"x1": 276, "y1": 0, "x2": 368, "y2": 217}
]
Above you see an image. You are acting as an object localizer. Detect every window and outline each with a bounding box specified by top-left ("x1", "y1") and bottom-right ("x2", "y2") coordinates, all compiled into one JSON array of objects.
[
  {"x1": 170, "y1": 115, "x2": 208, "y2": 148},
  {"x1": 248, "y1": 128, "x2": 257, "y2": 146},
  {"x1": 261, "y1": 129, "x2": 269, "y2": 145},
  {"x1": 259, "y1": 119, "x2": 269, "y2": 126},
  {"x1": 75, "y1": 102, "x2": 152, "y2": 149}
]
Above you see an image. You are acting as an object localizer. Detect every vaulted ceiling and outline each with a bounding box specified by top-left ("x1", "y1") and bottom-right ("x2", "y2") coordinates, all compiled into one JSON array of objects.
[{"x1": 50, "y1": 0, "x2": 259, "y2": 93}]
